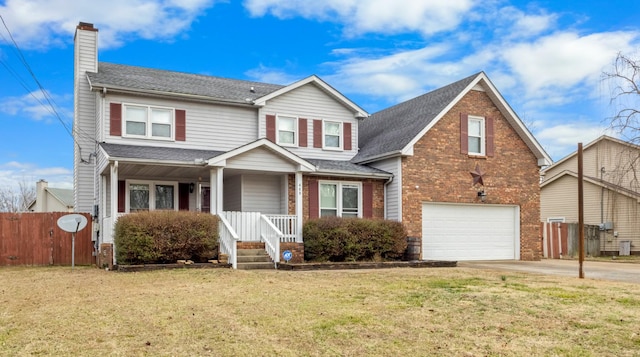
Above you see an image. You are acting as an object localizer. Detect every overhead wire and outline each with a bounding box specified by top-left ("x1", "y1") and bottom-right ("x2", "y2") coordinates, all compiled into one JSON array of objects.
[{"x1": 0, "y1": 14, "x2": 98, "y2": 161}]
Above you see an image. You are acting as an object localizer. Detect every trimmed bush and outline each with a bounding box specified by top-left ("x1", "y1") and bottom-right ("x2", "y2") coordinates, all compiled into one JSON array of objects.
[
  {"x1": 303, "y1": 217, "x2": 407, "y2": 262},
  {"x1": 114, "y1": 211, "x2": 219, "y2": 265}
]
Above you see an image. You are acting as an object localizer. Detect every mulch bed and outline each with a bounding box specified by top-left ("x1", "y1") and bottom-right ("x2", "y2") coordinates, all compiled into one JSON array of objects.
[
  {"x1": 277, "y1": 260, "x2": 457, "y2": 271},
  {"x1": 115, "y1": 260, "x2": 456, "y2": 272}
]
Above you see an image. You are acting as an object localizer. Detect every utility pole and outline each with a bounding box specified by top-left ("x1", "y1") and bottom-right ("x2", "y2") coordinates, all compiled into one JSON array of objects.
[{"x1": 578, "y1": 143, "x2": 584, "y2": 279}]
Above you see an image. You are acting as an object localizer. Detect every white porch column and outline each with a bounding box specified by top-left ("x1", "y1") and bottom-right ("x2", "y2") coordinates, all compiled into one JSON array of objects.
[
  {"x1": 210, "y1": 167, "x2": 224, "y2": 215},
  {"x1": 295, "y1": 171, "x2": 303, "y2": 243},
  {"x1": 110, "y1": 161, "x2": 118, "y2": 226}
]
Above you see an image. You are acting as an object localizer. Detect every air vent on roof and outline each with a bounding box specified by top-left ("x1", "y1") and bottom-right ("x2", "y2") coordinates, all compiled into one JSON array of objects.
[{"x1": 250, "y1": 86, "x2": 255, "y2": 93}]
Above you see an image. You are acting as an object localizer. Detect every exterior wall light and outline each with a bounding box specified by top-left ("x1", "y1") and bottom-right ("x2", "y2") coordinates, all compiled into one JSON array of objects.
[{"x1": 477, "y1": 190, "x2": 487, "y2": 202}]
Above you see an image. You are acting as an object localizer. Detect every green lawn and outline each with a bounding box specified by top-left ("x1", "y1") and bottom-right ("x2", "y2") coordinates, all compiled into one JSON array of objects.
[{"x1": 1, "y1": 266, "x2": 639, "y2": 356}]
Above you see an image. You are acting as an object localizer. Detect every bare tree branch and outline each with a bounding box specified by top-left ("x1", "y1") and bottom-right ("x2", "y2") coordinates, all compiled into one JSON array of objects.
[{"x1": 0, "y1": 179, "x2": 35, "y2": 212}]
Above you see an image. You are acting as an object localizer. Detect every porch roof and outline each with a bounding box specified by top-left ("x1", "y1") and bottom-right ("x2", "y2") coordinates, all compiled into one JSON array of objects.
[
  {"x1": 307, "y1": 159, "x2": 392, "y2": 179},
  {"x1": 100, "y1": 143, "x2": 224, "y2": 163}
]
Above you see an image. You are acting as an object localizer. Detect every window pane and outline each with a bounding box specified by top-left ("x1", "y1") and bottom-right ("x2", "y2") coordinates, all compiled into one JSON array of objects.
[
  {"x1": 155, "y1": 185, "x2": 174, "y2": 210},
  {"x1": 279, "y1": 131, "x2": 294, "y2": 144},
  {"x1": 321, "y1": 209, "x2": 337, "y2": 217},
  {"x1": 152, "y1": 123, "x2": 171, "y2": 137},
  {"x1": 278, "y1": 117, "x2": 295, "y2": 131},
  {"x1": 325, "y1": 122, "x2": 340, "y2": 135},
  {"x1": 468, "y1": 137, "x2": 481, "y2": 153},
  {"x1": 151, "y1": 108, "x2": 172, "y2": 124},
  {"x1": 469, "y1": 119, "x2": 482, "y2": 136},
  {"x1": 342, "y1": 186, "x2": 358, "y2": 209},
  {"x1": 320, "y1": 184, "x2": 336, "y2": 208},
  {"x1": 126, "y1": 121, "x2": 146, "y2": 135},
  {"x1": 325, "y1": 135, "x2": 340, "y2": 148},
  {"x1": 126, "y1": 106, "x2": 146, "y2": 122},
  {"x1": 130, "y1": 184, "x2": 149, "y2": 212}
]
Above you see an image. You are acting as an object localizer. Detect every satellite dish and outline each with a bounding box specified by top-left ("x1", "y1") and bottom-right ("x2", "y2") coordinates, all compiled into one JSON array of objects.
[{"x1": 57, "y1": 214, "x2": 88, "y2": 233}]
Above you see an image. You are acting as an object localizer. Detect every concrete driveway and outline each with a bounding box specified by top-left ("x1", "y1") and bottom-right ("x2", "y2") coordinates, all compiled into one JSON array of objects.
[{"x1": 459, "y1": 259, "x2": 640, "y2": 284}]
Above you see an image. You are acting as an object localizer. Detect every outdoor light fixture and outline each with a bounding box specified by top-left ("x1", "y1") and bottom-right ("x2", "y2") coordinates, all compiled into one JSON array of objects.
[
  {"x1": 189, "y1": 183, "x2": 195, "y2": 193},
  {"x1": 477, "y1": 190, "x2": 487, "y2": 202}
]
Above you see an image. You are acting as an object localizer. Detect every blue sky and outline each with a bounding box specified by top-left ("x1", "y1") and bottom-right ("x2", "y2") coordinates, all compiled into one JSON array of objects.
[{"x1": 0, "y1": 0, "x2": 639, "y2": 190}]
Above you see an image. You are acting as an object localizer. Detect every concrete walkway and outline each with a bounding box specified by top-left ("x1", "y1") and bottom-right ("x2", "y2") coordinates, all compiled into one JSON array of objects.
[{"x1": 459, "y1": 259, "x2": 640, "y2": 284}]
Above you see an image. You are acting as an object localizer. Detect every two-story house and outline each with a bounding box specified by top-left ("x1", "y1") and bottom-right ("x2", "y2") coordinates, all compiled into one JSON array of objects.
[{"x1": 74, "y1": 23, "x2": 551, "y2": 267}]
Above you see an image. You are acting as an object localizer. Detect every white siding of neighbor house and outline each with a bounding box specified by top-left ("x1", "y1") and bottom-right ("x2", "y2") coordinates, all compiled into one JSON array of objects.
[
  {"x1": 259, "y1": 83, "x2": 360, "y2": 161},
  {"x1": 367, "y1": 157, "x2": 401, "y2": 221},
  {"x1": 225, "y1": 147, "x2": 298, "y2": 172},
  {"x1": 241, "y1": 174, "x2": 283, "y2": 214},
  {"x1": 102, "y1": 94, "x2": 259, "y2": 151},
  {"x1": 541, "y1": 173, "x2": 640, "y2": 253},
  {"x1": 74, "y1": 28, "x2": 98, "y2": 212}
]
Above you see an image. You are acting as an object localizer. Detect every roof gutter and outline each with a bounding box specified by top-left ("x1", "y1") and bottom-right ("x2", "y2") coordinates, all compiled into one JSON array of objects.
[
  {"x1": 352, "y1": 150, "x2": 405, "y2": 165},
  {"x1": 308, "y1": 170, "x2": 393, "y2": 180}
]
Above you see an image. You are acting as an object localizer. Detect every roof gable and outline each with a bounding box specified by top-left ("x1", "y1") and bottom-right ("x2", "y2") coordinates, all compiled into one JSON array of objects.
[
  {"x1": 542, "y1": 135, "x2": 638, "y2": 174},
  {"x1": 253, "y1": 75, "x2": 368, "y2": 118},
  {"x1": 207, "y1": 138, "x2": 315, "y2": 172},
  {"x1": 354, "y1": 72, "x2": 551, "y2": 166}
]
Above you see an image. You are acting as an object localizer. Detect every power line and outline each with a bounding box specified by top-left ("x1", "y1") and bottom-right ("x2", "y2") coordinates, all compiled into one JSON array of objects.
[{"x1": 0, "y1": 14, "x2": 98, "y2": 158}]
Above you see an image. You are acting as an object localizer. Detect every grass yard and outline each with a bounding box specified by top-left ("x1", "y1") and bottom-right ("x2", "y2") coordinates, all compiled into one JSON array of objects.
[{"x1": 1, "y1": 266, "x2": 640, "y2": 356}]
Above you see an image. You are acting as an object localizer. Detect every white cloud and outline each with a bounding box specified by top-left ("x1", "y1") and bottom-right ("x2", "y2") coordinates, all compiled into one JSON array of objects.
[
  {"x1": 502, "y1": 31, "x2": 639, "y2": 96},
  {"x1": 0, "y1": 90, "x2": 70, "y2": 121},
  {"x1": 243, "y1": 0, "x2": 475, "y2": 36},
  {"x1": 0, "y1": 162, "x2": 72, "y2": 191},
  {"x1": 0, "y1": 0, "x2": 216, "y2": 49},
  {"x1": 244, "y1": 65, "x2": 302, "y2": 85},
  {"x1": 534, "y1": 122, "x2": 614, "y2": 161}
]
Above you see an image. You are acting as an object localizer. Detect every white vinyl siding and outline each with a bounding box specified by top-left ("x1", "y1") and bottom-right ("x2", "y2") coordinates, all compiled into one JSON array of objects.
[
  {"x1": 367, "y1": 157, "x2": 401, "y2": 221},
  {"x1": 223, "y1": 176, "x2": 242, "y2": 211},
  {"x1": 104, "y1": 94, "x2": 258, "y2": 151},
  {"x1": 242, "y1": 175, "x2": 283, "y2": 214},
  {"x1": 259, "y1": 83, "x2": 359, "y2": 160},
  {"x1": 225, "y1": 147, "x2": 298, "y2": 172},
  {"x1": 73, "y1": 29, "x2": 98, "y2": 212}
]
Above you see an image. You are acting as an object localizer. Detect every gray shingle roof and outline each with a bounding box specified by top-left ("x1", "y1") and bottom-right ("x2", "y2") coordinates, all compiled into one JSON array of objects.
[
  {"x1": 47, "y1": 188, "x2": 74, "y2": 207},
  {"x1": 353, "y1": 72, "x2": 481, "y2": 163},
  {"x1": 100, "y1": 143, "x2": 224, "y2": 162},
  {"x1": 306, "y1": 159, "x2": 392, "y2": 177},
  {"x1": 87, "y1": 62, "x2": 285, "y2": 104}
]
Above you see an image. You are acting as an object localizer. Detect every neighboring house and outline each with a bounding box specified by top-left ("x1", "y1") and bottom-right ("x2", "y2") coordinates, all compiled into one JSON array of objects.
[
  {"x1": 28, "y1": 179, "x2": 74, "y2": 212},
  {"x1": 73, "y1": 22, "x2": 550, "y2": 266},
  {"x1": 541, "y1": 135, "x2": 640, "y2": 255},
  {"x1": 353, "y1": 73, "x2": 551, "y2": 261}
]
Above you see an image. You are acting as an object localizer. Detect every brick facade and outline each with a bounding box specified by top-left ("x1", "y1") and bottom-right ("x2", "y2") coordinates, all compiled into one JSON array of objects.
[
  {"x1": 288, "y1": 175, "x2": 386, "y2": 221},
  {"x1": 401, "y1": 89, "x2": 542, "y2": 260}
]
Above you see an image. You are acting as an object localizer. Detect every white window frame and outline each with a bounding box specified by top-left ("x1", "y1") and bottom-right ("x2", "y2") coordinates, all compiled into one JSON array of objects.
[
  {"x1": 319, "y1": 181, "x2": 362, "y2": 218},
  {"x1": 468, "y1": 115, "x2": 485, "y2": 156},
  {"x1": 123, "y1": 103, "x2": 175, "y2": 141},
  {"x1": 323, "y1": 120, "x2": 343, "y2": 151},
  {"x1": 125, "y1": 180, "x2": 179, "y2": 213},
  {"x1": 276, "y1": 115, "x2": 298, "y2": 147}
]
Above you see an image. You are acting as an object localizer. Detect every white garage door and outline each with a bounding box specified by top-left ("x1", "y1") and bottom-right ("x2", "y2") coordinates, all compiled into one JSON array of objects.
[{"x1": 422, "y1": 203, "x2": 519, "y2": 261}]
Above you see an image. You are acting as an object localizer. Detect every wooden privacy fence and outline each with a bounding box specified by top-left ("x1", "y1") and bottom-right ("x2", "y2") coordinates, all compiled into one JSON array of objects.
[
  {"x1": 0, "y1": 212, "x2": 94, "y2": 266},
  {"x1": 540, "y1": 222, "x2": 600, "y2": 258}
]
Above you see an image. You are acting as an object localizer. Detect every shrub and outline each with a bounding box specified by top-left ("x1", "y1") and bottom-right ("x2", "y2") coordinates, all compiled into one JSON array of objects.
[
  {"x1": 114, "y1": 211, "x2": 219, "y2": 265},
  {"x1": 303, "y1": 217, "x2": 407, "y2": 262}
]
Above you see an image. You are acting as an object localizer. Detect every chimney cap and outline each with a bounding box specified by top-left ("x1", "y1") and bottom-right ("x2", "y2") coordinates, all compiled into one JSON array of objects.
[{"x1": 77, "y1": 22, "x2": 97, "y2": 31}]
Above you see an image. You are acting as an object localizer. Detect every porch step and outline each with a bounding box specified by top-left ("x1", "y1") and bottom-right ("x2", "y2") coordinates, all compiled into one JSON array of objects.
[{"x1": 236, "y1": 248, "x2": 275, "y2": 270}]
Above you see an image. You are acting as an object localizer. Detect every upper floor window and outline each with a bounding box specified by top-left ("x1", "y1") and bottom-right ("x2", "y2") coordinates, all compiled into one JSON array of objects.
[
  {"x1": 467, "y1": 116, "x2": 485, "y2": 156},
  {"x1": 124, "y1": 104, "x2": 174, "y2": 140},
  {"x1": 323, "y1": 120, "x2": 342, "y2": 150},
  {"x1": 319, "y1": 181, "x2": 360, "y2": 218},
  {"x1": 277, "y1": 115, "x2": 297, "y2": 146}
]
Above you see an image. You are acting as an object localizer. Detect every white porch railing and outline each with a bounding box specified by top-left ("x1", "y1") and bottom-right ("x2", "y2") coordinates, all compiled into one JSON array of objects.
[
  {"x1": 218, "y1": 213, "x2": 239, "y2": 269},
  {"x1": 265, "y1": 214, "x2": 299, "y2": 243},
  {"x1": 260, "y1": 216, "x2": 281, "y2": 265}
]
